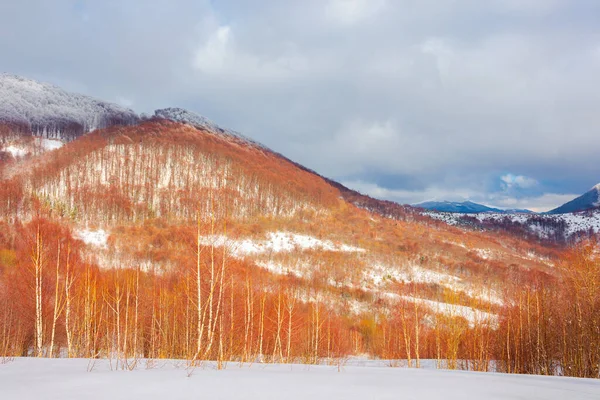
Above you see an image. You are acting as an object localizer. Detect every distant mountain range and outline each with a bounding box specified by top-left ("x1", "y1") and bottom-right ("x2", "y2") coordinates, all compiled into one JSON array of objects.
[
  {"x1": 418, "y1": 187, "x2": 600, "y2": 243},
  {"x1": 417, "y1": 184, "x2": 600, "y2": 216},
  {"x1": 548, "y1": 184, "x2": 600, "y2": 214},
  {"x1": 415, "y1": 200, "x2": 533, "y2": 214}
]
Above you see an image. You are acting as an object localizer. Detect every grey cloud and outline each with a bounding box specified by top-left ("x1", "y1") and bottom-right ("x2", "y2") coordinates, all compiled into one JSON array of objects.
[{"x1": 1, "y1": 0, "x2": 599, "y2": 209}]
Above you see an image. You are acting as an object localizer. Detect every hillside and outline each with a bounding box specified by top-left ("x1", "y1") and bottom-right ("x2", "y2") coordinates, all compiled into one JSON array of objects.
[
  {"x1": 0, "y1": 76, "x2": 598, "y2": 379},
  {"x1": 0, "y1": 116, "x2": 561, "y2": 364}
]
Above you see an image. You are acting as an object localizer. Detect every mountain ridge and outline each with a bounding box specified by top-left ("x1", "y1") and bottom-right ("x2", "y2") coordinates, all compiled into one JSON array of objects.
[
  {"x1": 0, "y1": 73, "x2": 582, "y2": 373},
  {"x1": 415, "y1": 200, "x2": 533, "y2": 214},
  {"x1": 548, "y1": 184, "x2": 600, "y2": 214}
]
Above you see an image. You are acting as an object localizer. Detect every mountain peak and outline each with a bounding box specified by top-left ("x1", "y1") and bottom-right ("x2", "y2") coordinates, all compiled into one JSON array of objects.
[
  {"x1": 154, "y1": 107, "x2": 222, "y2": 133},
  {"x1": 0, "y1": 74, "x2": 138, "y2": 140},
  {"x1": 153, "y1": 107, "x2": 262, "y2": 148},
  {"x1": 548, "y1": 184, "x2": 600, "y2": 214}
]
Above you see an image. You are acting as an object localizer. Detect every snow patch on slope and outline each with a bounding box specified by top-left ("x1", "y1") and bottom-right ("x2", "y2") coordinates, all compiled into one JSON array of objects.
[
  {"x1": 1, "y1": 137, "x2": 63, "y2": 158},
  {"x1": 367, "y1": 264, "x2": 460, "y2": 288},
  {"x1": 255, "y1": 260, "x2": 306, "y2": 278},
  {"x1": 201, "y1": 232, "x2": 365, "y2": 257},
  {"x1": 76, "y1": 229, "x2": 108, "y2": 248},
  {"x1": 400, "y1": 296, "x2": 498, "y2": 327},
  {"x1": 3, "y1": 144, "x2": 28, "y2": 157},
  {"x1": 366, "y1": 264, "x2": 504, "y2": 306},
  {"x1": 39, "y1": 138, "x2": 64, "y2": 151}
]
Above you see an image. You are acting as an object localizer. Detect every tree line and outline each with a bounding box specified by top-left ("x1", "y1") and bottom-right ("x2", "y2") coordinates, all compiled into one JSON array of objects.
[{"x1": 0, "y1": 217, "x2": 597, "y2": 378}]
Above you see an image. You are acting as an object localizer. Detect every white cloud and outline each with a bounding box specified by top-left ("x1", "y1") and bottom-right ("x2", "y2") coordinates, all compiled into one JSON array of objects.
[
  {"x1": 342, "y1": 180, "x2": 482, "y2": 205},
  {"x1": 500, "y1": 174, "x2": 538, "y2": 190},
  {"x1": 192, "y1": 24, "x2": 308, "y2": 82},
  {"x1": 492, "y1": 193, "x2": 579, "y2": 213},
  {"x1": 343, "y1": 180, "x2": 578, "y2": 212},
  {"x1": 193, "y1": 25, "x2": 232, "y2": 73}
]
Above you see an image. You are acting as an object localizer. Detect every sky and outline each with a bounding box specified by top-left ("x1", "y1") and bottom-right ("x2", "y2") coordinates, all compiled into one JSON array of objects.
[{"x1": 2, "y1": 0, "x2": 600, "y2": 212}]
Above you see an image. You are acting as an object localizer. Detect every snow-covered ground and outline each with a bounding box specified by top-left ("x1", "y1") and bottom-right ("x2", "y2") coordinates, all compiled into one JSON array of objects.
[
  {"x1": 1, "y1": 137, "x2": 64, "y2": 157},
  {"x1": 400, "y1": 296, "x2": 498, "y2": 327},
  {"x1": 38, "y1": 138, "x2": 64, "y2": 151},
  {"x1": 365, "y1": 263, "x2": 504, "y2": 307},
  {"x1": 201, "y1": 231, "x2": 365, "y2": 257},
  {"x1": 3, "y1": 144, "x2": 28, "y2": 157},
  {"x1": 1, "y1": 358, "x2": 598, "y2": 400},
  {"x1": 425, "y1": 209, "x2": 600, "y2": 239},
  {"x1": 75, "y1": 229, "x2": 109, "y2": 248}
]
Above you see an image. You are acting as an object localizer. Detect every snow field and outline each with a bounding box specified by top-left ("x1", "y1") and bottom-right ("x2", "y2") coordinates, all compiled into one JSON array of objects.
[{"x1": 1, "y1": 358, "x2": 598, "y2": 400}]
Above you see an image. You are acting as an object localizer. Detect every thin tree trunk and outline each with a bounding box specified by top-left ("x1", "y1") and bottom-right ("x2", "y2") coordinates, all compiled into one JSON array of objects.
[
  {"x1": 49, "y1": 243, "x2": 62, "y2": 357},
  {"x1": 33, "y1": 225, "x2": 44, "y2": 357}
]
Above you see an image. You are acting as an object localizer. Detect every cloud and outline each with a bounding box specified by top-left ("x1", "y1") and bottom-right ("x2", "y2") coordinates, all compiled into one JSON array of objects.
[
  {"x1": 343, "y1": 180, "x2": 484, "y2": 205},
  {"x1": 193, "y1": 25, "x2": 232, "y2": 73},
  {"x1": 500, "y1": 174, "x2": 538, "y2": 190},
  {"x1": 191, "y1": 23, "x2": 308, "y2": 83},
  {"x1": 344, "y1": 180, "x2": 577, "y2": 212},
  {"x1": 1, "y1": 0, "x2": 599, "y2": 210},
  {"x1": 491, "y1": 193, "x2": 579, "y2": 213}
]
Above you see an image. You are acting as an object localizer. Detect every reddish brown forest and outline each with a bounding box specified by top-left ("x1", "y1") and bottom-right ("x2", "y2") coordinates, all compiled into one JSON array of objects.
[
  {"x1": 0, "y1": 121, "x2": 598, "y2": 378},
  {"x1": 0, "y1": 217, "x2": 597, "y2": 377}
]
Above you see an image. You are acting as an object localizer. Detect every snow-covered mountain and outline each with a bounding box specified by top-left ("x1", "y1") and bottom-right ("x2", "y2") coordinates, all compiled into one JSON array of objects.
[
  {"x1": 3, "y1": 74, "x2": 597, "y2": 378},
  {"x1": 0, "y1": 74, "x2": 139, "y2": 140},
  {"x1": 415, "y1": 200, "x2": 532, "y2": 214},
  {"x1": 0, "y1": 74, "x2": 268, "y2": 146},
  {"x1": 416, "y1": 187, "x2": 600, "y2": 242},
  {"x1": 548, "y1": 184, "x2": 600, "y2": 214}
]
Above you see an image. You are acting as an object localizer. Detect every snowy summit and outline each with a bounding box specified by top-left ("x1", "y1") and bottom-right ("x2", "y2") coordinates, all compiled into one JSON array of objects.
[
  {"x1": 548, "y1": 183, "x2": 600, "y2": 214},
  {"x1": 0, "y1": 73, "x2": 138, "y2": 140}
]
